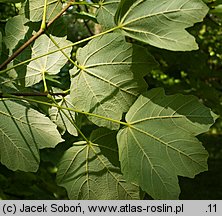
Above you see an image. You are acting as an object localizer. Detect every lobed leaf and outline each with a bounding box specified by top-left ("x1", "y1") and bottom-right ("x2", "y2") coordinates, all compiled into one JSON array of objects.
[
  {"x1": 25, "y1": 34, "x2": 72, "y2": 87},
  {"x1": 3, "y1": 15, "x2": 71, "y2": 87},
  {"x1": 4, "y1": 15, "x2": 34, "y2": 86},
  {"x1": 117, "y1": 88, "x2": 216, "y2": 199},
  {"x1": 57, "y1": 128, "x2": 140, "y2": 200},
  {"x1": 22, "y1": 0, "x2": 63, "y2": 22},
  {"x1": 114, "y1": 0, "x2": 209, "y2": 51},
  {"x1": 0, "y1": 100, "x2": 63, "y2": 172},
  {"x1": 70, "y1": 33, "x2": 157, "y2": 130},
  {"x1": 4, "y1": 15, "x2": 30, "y2": 55},
  {"x1": 97, "y1": 0, "x2": 120, "y2": 29}
]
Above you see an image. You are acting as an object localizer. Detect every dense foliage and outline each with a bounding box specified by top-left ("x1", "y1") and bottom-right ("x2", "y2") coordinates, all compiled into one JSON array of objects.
[{"x1": 0, "y1": 0, "x2": 221, "y2": 200}]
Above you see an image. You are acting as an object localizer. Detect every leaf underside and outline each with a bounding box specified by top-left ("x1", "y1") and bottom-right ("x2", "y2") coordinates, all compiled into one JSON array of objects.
[
  {"x1": 114, "y1": 0, "x2": 209, "y2": 51},
  {"x1": 4, "y1": 15, "x2": 30, "y2": 55},
  {"x1": 70, "y1": 33, "x2": 157, "y2": 130},
  {"x1": 0, "y1": 100, "x2": 63, "y2": 172},
  {"x1": 23, "y1": 0, "x2": 62, "y2": 22},
  {"x1": 117, "y1": 88, "x2": 216, "y2": 199},
  {"x1": 0, "y1": 0, "x2": 216, "y2": 201},
  {"x1": 57, "y1": 128, "x2": 140, "y2": 200},
  {"x1": 25, "y1": 34, "x2": 72, "y2": 87},
  {"x1": 96, "y1": 0, "x2": 120, "y2": 30}
]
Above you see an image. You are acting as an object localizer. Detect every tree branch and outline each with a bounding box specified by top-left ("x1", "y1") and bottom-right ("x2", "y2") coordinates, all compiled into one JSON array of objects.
[{"x1": 0, "y1": 0, "x2": 74, "y2": 70}]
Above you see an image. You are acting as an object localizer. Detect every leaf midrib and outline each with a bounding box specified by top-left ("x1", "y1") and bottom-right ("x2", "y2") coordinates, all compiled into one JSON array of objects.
[
  {"x1": 29, "y1": 0, "x2": 58, "y2": 13},
  {"x1": 129, "y1": 125, "x2": 206, "y2": 170},
  {"x1": 130, "y1": 114, "x2": 211, "y2": 125},
  {"x1": 120, "y1": 7, "x2": 204, "y2": 27},
  {"x1": 0, "y1": 109, "x2": 55, "y2": 135},
  {"x1": 83, "y1": 68, "x2": 138, "y2": 97},
  {"x1": 0, "y1": 126, "x2": 38, "y2": 168},
  {"x1": 90, "y1": 144, "x2": 137, "y2": 199},
  {"x1": 128, "y1": 127, "x2": 172, "y2": 196}
]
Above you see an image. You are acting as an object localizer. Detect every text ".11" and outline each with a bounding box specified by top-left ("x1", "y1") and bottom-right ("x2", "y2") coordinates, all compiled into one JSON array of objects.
[{"x1": 207, "y1": 204, "x2": 216, "y2": 213}]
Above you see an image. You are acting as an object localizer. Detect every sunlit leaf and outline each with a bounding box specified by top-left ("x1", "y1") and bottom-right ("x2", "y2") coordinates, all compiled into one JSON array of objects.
[
  {"x1": 0, "y1": 0, "x2": 217, "y2": 200},
  {"x1": 114, "y1": 0, "x2": 209, "y2": 51},
  {"x1": 3, "y1": 15, "x2": 71, "y2": 87},
  {"x1": 25, "y1": 34, "x2": 72, "y2": 87},
  {"x1": 23, "y1": 0, "x2": 63, "y2": 22},
  {"x1": 97, "y1": 0, "x2": 120, "y2": 29},
  {"x1": 0, "y1": 100, "x2": 63, "y2": 172},
  {"x1": 117, "y1": 88, "x2": 216, "y2": 199},
  {"x1": 57, "y1": 128, "x2": 140, "y2": 199},
  {"x1": 70, "y1": 33, "x2": 157, "y2": 130},
  {"x1": 4, "y1": 15, "x2": 30, "y2": 55},
  {"x1": 3, "y1": 15, "x2": 35, "y2": 85}
]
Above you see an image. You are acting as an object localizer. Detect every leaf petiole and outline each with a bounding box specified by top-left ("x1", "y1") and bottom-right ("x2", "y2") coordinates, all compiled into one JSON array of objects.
[
  {"x1": 2, "y1": 95, "x2": 129, "y2": 127},
  {"x1": 40, "y1": 0, "x2": 48, "y2": 31},
  {"x1": 50, "y1": 94, "x2": 91, "y2": 144},
  {"x1": 0, "y1": 26, "x2": 120, "y2": 75},
  {"x1": 46, "y1": 32, "x2": 79, "y2": 68}
]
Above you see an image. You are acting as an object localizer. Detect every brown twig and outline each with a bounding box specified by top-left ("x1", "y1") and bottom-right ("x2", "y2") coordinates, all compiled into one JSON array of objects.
[{"x1": 0, "y1": 0, "x2": 74, "y2": 70}]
